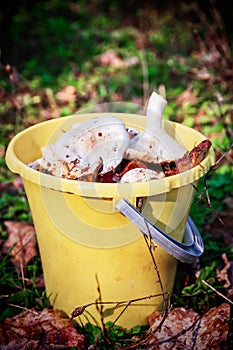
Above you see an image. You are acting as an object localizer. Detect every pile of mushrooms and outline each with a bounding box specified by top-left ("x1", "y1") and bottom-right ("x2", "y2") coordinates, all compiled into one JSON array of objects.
[{"x1": 29, "y1": 92, "x2": 187, "y2": 182}]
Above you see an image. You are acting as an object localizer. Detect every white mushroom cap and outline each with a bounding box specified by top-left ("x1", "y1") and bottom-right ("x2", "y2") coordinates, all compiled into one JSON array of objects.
[
  {"x1": 42, "y1": 116, "x2": 130, "y2": 175},
  {"x1": 120, "y1": 168, "x2": 164, "y2": 183}
]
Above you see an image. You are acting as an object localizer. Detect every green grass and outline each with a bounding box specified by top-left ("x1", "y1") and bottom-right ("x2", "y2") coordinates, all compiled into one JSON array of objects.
[{"x1": 0, "y1": 252, "x2": 50, "y2": 322}]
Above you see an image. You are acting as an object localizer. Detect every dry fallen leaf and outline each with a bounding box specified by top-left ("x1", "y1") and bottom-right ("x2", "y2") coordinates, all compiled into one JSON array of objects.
[
  {"x1": 99, "y1": 49, "x2": 126, "y2": 68},
  {"x1": 56, "y1": 85, "x2": 77, "y2": 105},
  {"x1": 216, "y1": 253, "x2": 233, "y2": 289},
  {"x1": 144, "y1": 303, "x2": 230, "y2": 349},
  {"x1": 0, "y1": 308, "x2": 86, "y2": 349},
  {"x1": 176, "y1": 88, "x2": 198, "y2": 107},
  {"x1": 0, "y1": 176, "x2": 24, "y2": 194},
  {"x1": 11, "y1": 176, "x2": 24, "y2": 190},
  {"x1": 3, "y1": 221, "x2": 37, "y2": 268},
  {"x1": 0, "y1": 145, "x2": 5, "y2": 158}
]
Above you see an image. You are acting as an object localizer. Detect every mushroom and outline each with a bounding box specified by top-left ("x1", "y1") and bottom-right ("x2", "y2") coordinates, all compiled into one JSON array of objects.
[
  {"x1": 39, "y1": 116, "x2": 130, "y2": 178},
  {"x1": 29, "y1": 94, "x2": 189, "y2": 183},
  {"x1": 120, "y1": 168, "x2": 164, "y2": 183},
  {"x1": 125, "y1": 92, "x2": 187, "y2": 163}
]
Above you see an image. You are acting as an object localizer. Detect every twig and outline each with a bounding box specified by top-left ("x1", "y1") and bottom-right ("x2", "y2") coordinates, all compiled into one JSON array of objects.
[
  {"x1": 203, "y1": 175, "x2": 225, "y2": 226},
  {"x1": 139, "y1": 47, "x2": 149, "y2": 105},
  {"x1": 201, "y1": 279, "x2": 233, "y2": 306},
  {"x1": 6, "y1": 303, "x2": 39, "y2": 315},
  {"x1": 95, "y1": 274, "x2": 112, "y2": 346},
  {"x1": 192, "y1": 143, "x2": 233, "y2": 233},
  {"x1": 123, "y1": 221, "x2": 172, "y2": 349},
  {"x1": 143, "y1": 219, "x2": 170, "y2": 321},
  {"x1": 20, "y1": 261, "x2": 26, "y2": 290},
  {"x1": 71, "y1": 292, "x2": 168, "y2": 319},
  {"x1": 134, "y1": 316, "x2": 201, "y2": 349},
  {"x1": 210, "y1": 143, "x2": 233, "y2": 171}
]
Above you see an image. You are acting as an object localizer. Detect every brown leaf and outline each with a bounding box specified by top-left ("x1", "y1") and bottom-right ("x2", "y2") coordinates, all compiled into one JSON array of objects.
[
  {"x1": 34, "y1": 276, "x2": 45, "y2": 290},
  {"x1": 0, "y1": 308, "x2": 86, "y2": 349},
  {"x1": 190, "y1": 67, "x2": 213, "y2": 81},
  {"x1": 194, "y1": 107, "x2": 207, "y2": 123},
  {"x1": 217, "y1": 253, "x2": 233, "y2": 289},
  {"x1": 56, "y1": 85, "x2": 77, "y2": 105},
  {"x1": 0, "y1": 145, "x2": 5, "y2": 158},
  {"x1": 4, "y1": 64, "x2": 20, "y2": 85},
  {"x1": 204, "y1": 206, "x2": 233, "y2": 245},
  {"x1": 0, "y1": 177, "x2": 24, "y2": 195},
  {"x1": 176, "y1": 88, "x2": 198, "y2": 107},
  {"x1": 11, "y1": 176, "x2": 24, "y2": 191},
  {"x1": 3, "y1": 221, "x2": 37, "y2": 268},
  {"x1": 145, "y1": 303, "x2": 230, "y2": 349},
  {"x1": 99, "y1": 49, "x2": 126, "y2": 68}
]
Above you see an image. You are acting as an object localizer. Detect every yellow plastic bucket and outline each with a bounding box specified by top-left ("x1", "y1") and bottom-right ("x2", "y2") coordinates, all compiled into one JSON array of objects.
[{"x1": 5, "y1": 113, "x2": 215, "y2": 328}]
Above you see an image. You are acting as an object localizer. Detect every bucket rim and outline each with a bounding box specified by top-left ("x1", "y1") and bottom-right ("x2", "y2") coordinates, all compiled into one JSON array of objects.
[{"x1": 5, "y1": 113, "x2": 215, "y2": 198}]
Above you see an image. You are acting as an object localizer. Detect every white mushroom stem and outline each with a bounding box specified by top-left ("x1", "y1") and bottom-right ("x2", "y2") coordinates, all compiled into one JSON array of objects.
[
  {"x1": 126, "y1": 91, "x2": 187, "y2": 162},
  {"x1": 145, "y1": 91, "x2": 167, "y2": 131}
]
